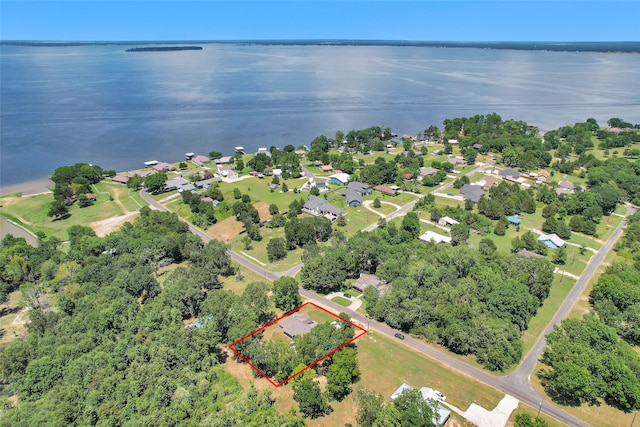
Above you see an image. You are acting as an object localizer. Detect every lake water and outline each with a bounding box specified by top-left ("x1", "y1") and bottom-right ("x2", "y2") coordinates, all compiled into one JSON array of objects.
[{"x1": 1, "y1": 43, "x2": 639, "y2": 188}]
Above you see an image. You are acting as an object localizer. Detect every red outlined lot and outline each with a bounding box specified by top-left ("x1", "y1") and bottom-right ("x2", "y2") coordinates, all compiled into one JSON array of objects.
[{"x1": 228, "y1": 301, "x2": 367, "y2": 387}]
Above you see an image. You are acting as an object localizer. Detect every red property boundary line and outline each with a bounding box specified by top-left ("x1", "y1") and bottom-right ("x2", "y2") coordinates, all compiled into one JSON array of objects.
[{"x1": 228, "y1": 301, "x2": 368, "y2": 387}]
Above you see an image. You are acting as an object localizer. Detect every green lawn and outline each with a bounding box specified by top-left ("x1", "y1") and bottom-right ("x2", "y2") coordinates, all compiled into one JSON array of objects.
[
  {"x1": 331, "y1": 296, "x2": 352, "y2": 307},
  {"x1": 519, "y1": 275, "x2": 575, "y2": 361},
  {"x1": 0, "y1": 191, "x2": 129, "y2": 240},
  {"x1": 218, "y1": 178, "x2": 308, "y2": 212},
  {"x1": 433, "y1": 195, "x2": 464, "y2": 208},
  {"x1": 369, "y1": 202, "x2": 397, "y2": 216},
  {"x1": 229, "y1": 227, "x2": 304, "y2": 272}
]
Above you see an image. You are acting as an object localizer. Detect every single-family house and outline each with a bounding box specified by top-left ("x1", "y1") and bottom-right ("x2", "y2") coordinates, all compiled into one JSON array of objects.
[
  {"x1": 340, "y1": 181, "x2": 372, "y2": 207},
  {"x1": 507, "y1": 216, "x2": 521, "y2": 226},
  {"x1": 373, "y1": 185, "x2": 397, "y2": 196},
  {"x1": 195, "y1": 177, "x2": 222, "y2": 189},
  {"x1": 180, "y1": 183, "x2": 196, "y2": 192},
  {"x1": 164, "y1": 177, "x2": 189, "y2": 192},
  {"x1": 328, "y1": 173, "x2": 350, "y2": 186},
  {"x1": 537, "y1": 170, "x2": 551, "y2": 183},
  {"x1": 459, "y1": 184, "x2": 485, "y2": 203},
  {"x1": 472, "y1": 143, "x2": 483, "y2": 150},
  {"x1": 446, "y1": 157, "x2": 467, "y2": 167},
  {"x1": 518, "y1": 249, "x2": 545, "y2": 259},
  {"x1": 558, "y1": 180, "x2": 575, "y2": 192},
  {"x1": 390, "y1": 137, "x2": 403, "y2": 145},
  {"x1": 419, "y1": 230, "x2": 452, "y2": 244},
  {"x1": 420, "y1": 167, "x2": 439, "y2": 177},
  {"x1": 214, "y1": 156, "x2": 233, "y2": 165},
  {"x1": 294, "y1": 149, "x2": 307, "y2": 156},
  {"x1": 477, "y1": 175, "x2": 497, "y2": 189},
  {"x1": 85, "y1": 193, "x2": 96, "y2": 201},
  {"x1": 448, "y1": 139, "x2": 459, "y2": 145},
  {"x1": 112, "y1": 175, "x2": 129, "y2": 185},
  {"x1": 538, "y1": 233, "x2": 566, "y2": 249},
  {"x1": 303, "y1": 195, "x2": 345, "y2": 220},
  {"x1": 192, "y1": 155, "x2": 210, "y2": 167},
  {"x1": 431, "y1": 149, "x2": 444, "y2": 155},
  {"x1": 152, "y1": 162, "x2": 176, "y2": 173},
  {"x1": 315, "y1": 180, "x2": 328, "y2": 192},
  {"x1": 438, "y1": 216, "x2": 460, "y2": 227},
  {"x1": 390, "y1": 384, "x2": 450, "y2": 427},
  {"x1": 217, "y1": 166, "x2": 238, "y2": 180},
  {"x1": 279, "y1": 313, "x2": 317, "y2": 338},
  {"x1": 319, "y1": 164, "x2": 334, "y2": 173},
  {"x1": 498, "y1": 169, "x2": 520, "y2": 180},
  {"x1": 351, "y1": 273, "x2": 388, "y2": 295},
  {"x1": 272, "y1": 168, "x2": 283, "y2": 177}
]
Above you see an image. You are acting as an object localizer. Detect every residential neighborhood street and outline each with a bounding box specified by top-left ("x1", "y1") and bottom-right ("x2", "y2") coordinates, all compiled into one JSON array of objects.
[{"x1": 141, "y1": 175, "x2": 634, "y2": 427}]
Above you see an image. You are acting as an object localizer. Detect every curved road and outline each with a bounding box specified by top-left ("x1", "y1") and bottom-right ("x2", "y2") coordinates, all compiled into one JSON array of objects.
[{"x1": 141, "y1": 186, "x2": 634, "y2": 427}]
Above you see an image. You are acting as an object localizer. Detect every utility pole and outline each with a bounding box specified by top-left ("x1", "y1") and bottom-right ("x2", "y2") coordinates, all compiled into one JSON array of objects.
[{"x1": 536, "y1": 401, "x2": 542, "y2": 419}]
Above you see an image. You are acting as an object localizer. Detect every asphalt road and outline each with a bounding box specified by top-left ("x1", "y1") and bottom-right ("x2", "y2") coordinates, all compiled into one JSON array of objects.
[{"x1": 140, "y1": 183, "x2": 634, "y2": 427}]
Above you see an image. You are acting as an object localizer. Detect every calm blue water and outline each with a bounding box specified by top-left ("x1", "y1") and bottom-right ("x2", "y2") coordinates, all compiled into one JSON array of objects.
[{"x1": 2, "y1": 43, "x2": 639, "y2": 187}]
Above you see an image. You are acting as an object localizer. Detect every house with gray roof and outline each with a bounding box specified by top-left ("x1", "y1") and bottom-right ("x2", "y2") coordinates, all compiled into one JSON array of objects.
[
  {"x1": 459, "y1": 184, "x2": 485, "y2": 203},
  {"x1": 303, "y1": 195, "x2": 345, "y2": 220},
  {"x1": 340, "y1": 181, "x2": 372, "y2": 207},
  {"x1": 279, "y1": 313, "x2": 317, "y2": 338},
  {"x1": 498, "y1": 169, "x2": 520, "y2": 180}
]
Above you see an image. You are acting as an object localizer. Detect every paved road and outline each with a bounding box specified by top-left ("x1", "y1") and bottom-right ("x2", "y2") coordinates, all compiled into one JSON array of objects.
[{"x1": 141, "y1": 184, "x2": 634, "y2": 427}]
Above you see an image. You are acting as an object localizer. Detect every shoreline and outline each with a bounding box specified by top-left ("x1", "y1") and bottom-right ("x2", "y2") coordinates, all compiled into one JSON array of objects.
[{"x1": 0, "y1": 178, "x2": 53, "y2": 197}]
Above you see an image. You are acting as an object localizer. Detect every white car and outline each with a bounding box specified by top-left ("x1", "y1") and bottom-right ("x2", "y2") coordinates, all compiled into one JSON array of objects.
[{"x1": 435, "y1": 391, "x2": 446, "y2": 401}]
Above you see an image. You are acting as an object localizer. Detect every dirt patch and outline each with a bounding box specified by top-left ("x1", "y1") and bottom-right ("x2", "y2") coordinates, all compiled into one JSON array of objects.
[
  {"x1": 222, "y1": 348, "x2": 274, "y2": 391},
  {"x1": 0, "y1": 291, "x2": 28, "y2": 347},
  {"x1": 207, "y1": 216, "x2": 245, "y2": 242},
  {"x1": 254, "y1": 201, "x2": 273, "y2": 223},
  {"x1": 207, "y1": 202, "x2": 271, "y2": 242},
  {"x1": 89, "y1": 211, "x2": 139, "y2": 237}
]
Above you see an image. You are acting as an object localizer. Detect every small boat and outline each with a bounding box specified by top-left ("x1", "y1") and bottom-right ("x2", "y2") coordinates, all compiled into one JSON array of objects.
[
  {"x1": 144, "y1": 160, "x2": 158, "y2": 166},
  {"x1": 185, "y1": 152, "x2": 195, "y2": 159},
  {"x1": 234, "y1": 146, "x2": 245, "y2": 154}
]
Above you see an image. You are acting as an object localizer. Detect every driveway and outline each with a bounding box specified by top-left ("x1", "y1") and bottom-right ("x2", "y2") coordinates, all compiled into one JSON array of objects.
[{"x1": 325, "y1": 292, "x2": 363, "y2": 311}]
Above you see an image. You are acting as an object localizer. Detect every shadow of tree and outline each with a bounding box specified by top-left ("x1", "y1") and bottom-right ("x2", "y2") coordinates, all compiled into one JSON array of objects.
[{"x1": 0, "y1": 306, "x2": 20, "y2": 318}]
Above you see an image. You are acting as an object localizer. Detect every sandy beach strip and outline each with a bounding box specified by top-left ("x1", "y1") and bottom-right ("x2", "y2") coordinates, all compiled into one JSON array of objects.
[{"x1": 0, "y1": 178, "x2": 53, "y2": 197}]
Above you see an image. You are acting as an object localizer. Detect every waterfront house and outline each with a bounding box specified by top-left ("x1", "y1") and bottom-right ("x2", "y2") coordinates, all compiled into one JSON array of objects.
[
  {"x1": 192, "y1": 155, "x2": 210, "y2": 167},
  {"x1": 152, "y1": 162, "x2": 176, "y2": 173},
  {"x1": 215, "y1": 156, "x2": 233, "y2": 165}
]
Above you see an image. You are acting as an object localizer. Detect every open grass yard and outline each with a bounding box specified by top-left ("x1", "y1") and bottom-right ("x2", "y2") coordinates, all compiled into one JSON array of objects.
[
  {"x1": 217, "y1": 178, "x2": 308, "y2": 212},
  {"x1": 419, "y1": 221, "x2": 450, "y2": 236},
  {"x1": 519, "y1": 275, "x2": 575, "y2": 362},
  {"x1": 468, "y1": 172, "x2": 486, "y2": 183},
  {"x1": 0, "y1": 192, "x2": 128, "y2": 240},
  {"x1": 163, "y1": 197, "x2": 194, "y2": 219},
  {"x1": 297, "y1": 304, "x2": 341, "y2": 324},
  {"x1": 331, "y1": 296, "x2": 352, "y2": 307},
  {"x1": 229, "y1": 226, "x2": 304, "y2": 272},
  {"x1": 595, "y1": 213, "x2": 623, "y2": 241},
  {"x1": 334, "y1": 206, "x2": 377, "y2": 236},
  {"x1": 433, "y1": 195, "x2": 464, "y2": 208},
  {"x1": 220, "y1": 267, "x2": 268, "y2": 295},
  {"x1": 518, "y1": 208, "x2": 601, "y2": 250},
  {"x1": 530, "y1": 362, "x2": 634, "y2": 427},
  {"x1": 355, "y1": 151, "x2": 398, "y2": 165}
]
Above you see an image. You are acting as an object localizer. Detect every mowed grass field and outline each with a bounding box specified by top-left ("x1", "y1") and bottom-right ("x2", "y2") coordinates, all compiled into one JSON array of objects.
[
  {"x1": 269, "y1": 328, "x2": 505, "y2": 426},
  {"x1": 0, "y1": 181, "x2": 143, "y2": 240}
]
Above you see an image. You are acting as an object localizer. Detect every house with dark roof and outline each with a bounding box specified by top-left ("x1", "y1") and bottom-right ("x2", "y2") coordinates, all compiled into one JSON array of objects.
[
  {"x1": 164, "y1": 177, "x2": 189, "y2": 192},
  {"x1": 558, "y1": 180, "x2": 575, "y2": 192},
  {"x1": 351, "y1": 273, "x2": 388, "y2": 295},
  {"x1": 279, "y1": 313, "x2": 317, "y2": 338},
  {"x1": 340, "y1": 181, "x2": 372, "y2": 207},
  {"x1": 459, "y1": 184, "x2": 485, "y2": 203},
  {"x1": 498, "y1": 169, "x2": 520, "y2": 180},
  {"x1": 303, "y1": 195, "x2": 345, "y2": 220},
  {"x1": 315, "y1": 180, "x2": 328, "y2": 192}
]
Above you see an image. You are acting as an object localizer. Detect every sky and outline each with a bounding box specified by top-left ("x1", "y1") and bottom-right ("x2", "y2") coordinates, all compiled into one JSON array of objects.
[{"x1": 1, "y1": 1, "x2": 639, "y2": 42}]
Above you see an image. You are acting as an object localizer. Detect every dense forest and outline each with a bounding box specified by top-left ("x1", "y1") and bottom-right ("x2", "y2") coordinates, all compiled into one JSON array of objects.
[
  {"x1": 541, "y1": 211, "x2": 640, "y2": 411},
  {"x1": 0, "y1": 209, "x2": 307, "y2": 425},
  {"x1": 300, "y1": 225, "x2": 555, "y2": 371}
]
